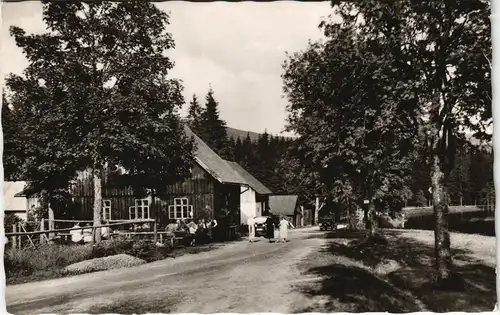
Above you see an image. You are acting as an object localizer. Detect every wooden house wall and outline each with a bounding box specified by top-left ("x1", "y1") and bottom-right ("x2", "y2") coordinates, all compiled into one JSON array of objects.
[
  {"x1": 214, "y1": 183, "x2": 241, "y2": 225},
  {"x1": 70, "y1": 162, "x2": 218, "y2": 225}
]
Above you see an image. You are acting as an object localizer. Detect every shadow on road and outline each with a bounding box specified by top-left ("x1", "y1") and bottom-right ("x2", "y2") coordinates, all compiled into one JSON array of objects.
[{"x1": 294, "y1": 229, "x2": 496, "y2": 313}]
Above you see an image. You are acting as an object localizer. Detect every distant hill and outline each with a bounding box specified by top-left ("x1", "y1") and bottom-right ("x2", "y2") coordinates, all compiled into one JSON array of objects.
[{"x1": 226, "y1": 126, "x2": 295, "y2": 142}]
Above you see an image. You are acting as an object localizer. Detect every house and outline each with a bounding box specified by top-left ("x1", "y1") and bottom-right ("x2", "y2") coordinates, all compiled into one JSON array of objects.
[
  {"x1": 67, "y1": 126, "x2": 270, "y2": 227},
  {"x1": 268, "y1": 195, "x2": 307, "y2": 227},
  {"x1": 3, "y1": 181, "x2": 39, "y2": 221},
  {"x1": 226, "y1": 161, "x2": 272, "y2": 223}
]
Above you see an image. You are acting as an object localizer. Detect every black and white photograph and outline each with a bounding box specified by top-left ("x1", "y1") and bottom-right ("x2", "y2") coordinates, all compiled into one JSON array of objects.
[{"x1": 1, "y1": 0, "x2": 496, "y2": 314}]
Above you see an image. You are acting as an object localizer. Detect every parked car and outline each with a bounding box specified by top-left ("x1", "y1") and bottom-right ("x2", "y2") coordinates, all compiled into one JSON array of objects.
[
  {"x1": 319, "y1": 216, "x2": 334, "y2": 231},
  {"x1": 320, "y1": 215, "x2": 349, "y2": 231},
  {"x1": 254, "y1": 216, "x2": 269, "y2": 237}
]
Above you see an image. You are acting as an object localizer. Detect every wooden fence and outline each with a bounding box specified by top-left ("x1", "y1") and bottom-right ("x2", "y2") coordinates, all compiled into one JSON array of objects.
[{"x1": 5, "y1": 219, "x2": 157, "y2": 250}]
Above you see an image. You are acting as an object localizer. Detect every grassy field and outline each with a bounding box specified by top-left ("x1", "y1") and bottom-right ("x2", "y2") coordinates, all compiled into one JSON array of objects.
[
  {"x1": 402, "y1": 206, "x2": 495, "y2": 236},
  {"x1": 402, "y1": 205, "x2": 493, "y2": 218},
  {"x1": 295, "y1": 229, "x2": 496, "y2": 312}
]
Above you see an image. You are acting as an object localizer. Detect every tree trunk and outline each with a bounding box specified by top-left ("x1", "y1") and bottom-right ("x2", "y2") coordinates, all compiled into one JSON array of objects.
[
  {"x1": 300, "y1": 205, "x2": 305, "y2": 227},
  {"x1": 48, "y1": 201, "x2": 55, "y2": 241},
  {"x1": 314, "y1": 197, "x2": 320, "y2": 226},
  {"x1": 366, "y1": 201, "x2": 376, "y2": 237},
  {"x1": 431, "y1": 153, "x2": 452, "y2": 283},
  {"x1": 93, "y1": 170, "x2": 102, "y2": 243}
]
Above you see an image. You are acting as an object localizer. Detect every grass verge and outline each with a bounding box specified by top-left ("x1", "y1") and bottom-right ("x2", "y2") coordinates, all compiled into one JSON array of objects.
[
  {"x1": 295, "y1": 229, "x2": 496, "y2": 312},
  {"x1": 5, "y1": 238, "x2": 220, "y2": 285}
]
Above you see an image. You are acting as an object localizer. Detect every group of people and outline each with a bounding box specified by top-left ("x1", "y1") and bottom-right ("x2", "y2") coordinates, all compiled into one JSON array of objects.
[
  {"x1": 69, "y1": 221, "x2": 111, "y2": 244},
  {"x1": 247, "y1": 214, "x2": 294, "y2": 243},
  {"x1": 165, "y1": 217, "x2": 218, "y2": 246}
]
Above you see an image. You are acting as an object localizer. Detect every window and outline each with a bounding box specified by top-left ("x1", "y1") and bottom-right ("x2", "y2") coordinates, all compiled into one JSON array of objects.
[
  {"x1": 129, "y1": 199, "x2": 150, "y2": 220},
  {"x1": 102, "y1": 200, "x2": 112, "y2": 221},
  {"x1": 168, "y1": 198, "x2": 193, "y2": 220}
]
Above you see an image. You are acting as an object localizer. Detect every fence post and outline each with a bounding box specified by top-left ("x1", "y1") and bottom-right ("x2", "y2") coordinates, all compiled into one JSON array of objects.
[
  {"x1": 12, "y1": 224, "x2": 17, "y2": 249},
  {"x1": 40, "y1": 218, "x2": 45, "y2": 245},
  {"x1": 18, "y1": 222, "x2": 22, "y2": 249},
  {"x1": 153, "y1": 221, "x2": 158, "y2": 243},
  {"x1": 48, "y1": 202, "x2": 55, "y2": 241}
]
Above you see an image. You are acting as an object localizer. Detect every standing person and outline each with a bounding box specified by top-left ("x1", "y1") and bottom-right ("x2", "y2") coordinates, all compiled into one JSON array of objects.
[
  {"x1": 187, "y1": 220, "x2": 198, "y2": 246},
  {"x1": 279, "y1": 216, "x2": 294, "y2": 243},
  {"x1": 247, "y1": 216, "x2": 256, "y2": 243},
  {"x1": 209, "y1": 216, "x2": 218, "y2": 242},
  {"x1": 265, "y1": 214, "x2": 274, "y2": 243}
]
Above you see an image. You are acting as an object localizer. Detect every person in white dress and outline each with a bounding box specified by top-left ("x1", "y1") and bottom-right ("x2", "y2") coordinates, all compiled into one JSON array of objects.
[
  {"x1": 279, "y1": 216, "x2": 294, "y2": 243},
  {"x1": 70, "y1": 222, "x2": 84, "y2": 243},
  {"x1": 247, "y1": 216, "x2": 255, "y2": 242}
]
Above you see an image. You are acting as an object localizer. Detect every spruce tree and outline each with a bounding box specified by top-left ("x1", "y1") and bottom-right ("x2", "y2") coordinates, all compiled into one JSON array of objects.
[
  {"x1": 200, "y1": 86, "x2": 232, "y2": 159},
  {"x1": 187, "y1": 94, "x2": 204, "y2": 135}
]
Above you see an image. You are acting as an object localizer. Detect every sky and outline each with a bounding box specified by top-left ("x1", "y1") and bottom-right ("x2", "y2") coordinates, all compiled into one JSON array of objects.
[{"x1": 1, "y1": 1, "x2": 332, "y2": 136}]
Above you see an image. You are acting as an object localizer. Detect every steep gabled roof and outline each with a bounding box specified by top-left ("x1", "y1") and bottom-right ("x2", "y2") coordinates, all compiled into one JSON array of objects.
[
  {"x1": 269, "y1": 195, "x2": 299, "y2": 216},
  {"x1": 226, "y1": 161, "x2": 273, "y2": 195},
  {"x1": 183, "y1": 125, "x2": 247, "y2": 185}
]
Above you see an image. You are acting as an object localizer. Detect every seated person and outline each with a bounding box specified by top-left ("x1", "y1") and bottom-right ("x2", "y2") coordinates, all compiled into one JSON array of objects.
[
  {"x1": 82, "y1": 223, "x2": 93, "y2": 243},
  {"x1": 165, "y1": 220, "x2": 178, "y2": 235},
  {"x1": 70, "y1": 222, "x2": 84, "y2": 244},
  {"x1": 101, "y1": 221, "x2": 111, "y2": 239}
]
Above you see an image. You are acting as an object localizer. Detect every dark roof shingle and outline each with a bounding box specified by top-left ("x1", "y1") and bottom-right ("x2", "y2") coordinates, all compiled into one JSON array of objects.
[
  {"x1": 226, "y1": 161, "x2": 273, "y2": 195},
  {"x1": 184, "y1": 125, "x2": 247, "y2": 185},
  {"x1": 269, "y1": 195, "x2": 299, "y2": 216}
]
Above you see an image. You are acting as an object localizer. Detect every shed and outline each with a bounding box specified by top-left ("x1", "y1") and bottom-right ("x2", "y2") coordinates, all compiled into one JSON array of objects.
[
  {"x1": 268, "y1": 195, "x2": 304, "y2": 227},
  {"x1": 3, "y1": 181, "x2": 29, "y2": 221}
]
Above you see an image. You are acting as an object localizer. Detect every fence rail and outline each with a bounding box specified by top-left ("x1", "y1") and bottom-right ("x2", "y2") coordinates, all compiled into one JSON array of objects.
[{"x1": 6, "y1": 219, "x2": 157, "y2": 249}]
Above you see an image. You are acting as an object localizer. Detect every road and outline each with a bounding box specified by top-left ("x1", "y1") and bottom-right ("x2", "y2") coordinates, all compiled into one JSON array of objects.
[{"x1": 6, "y1": 227, "x2": 326, "y2": 314}]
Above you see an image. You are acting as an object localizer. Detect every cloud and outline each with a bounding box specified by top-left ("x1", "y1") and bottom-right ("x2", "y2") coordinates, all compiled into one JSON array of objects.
[{"x1": 2, "y1": 1, "x2": 331, "y2": 135}]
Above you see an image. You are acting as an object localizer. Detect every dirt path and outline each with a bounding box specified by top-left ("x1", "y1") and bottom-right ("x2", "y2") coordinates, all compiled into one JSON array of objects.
[{"x1": 6, "y1": 227, "x2": 326, "y2": 314}]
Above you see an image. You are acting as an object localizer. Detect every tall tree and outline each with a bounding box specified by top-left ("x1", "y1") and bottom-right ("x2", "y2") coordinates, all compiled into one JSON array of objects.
[
  {"x1": 7, "y1": 1, "x2": 194, "y2": 242},
  {"x1": 187, "y1": 94, "x2": 204, "y2": 135},
  {"x1": 329, "y1": 0, "x2": 491, "y2": 284},
  {"x1": 200, "y1": 87, "x2": 232, "y2": 160},
  {"x1": 282, "y1": 16, "x2": 420, "y2": 236},
  {"x1": 2, "y1": 94, "x2": 23, "y2": 181},
  {"x1": 233, "y1": 136, "x2": 245, "y2": 162}
]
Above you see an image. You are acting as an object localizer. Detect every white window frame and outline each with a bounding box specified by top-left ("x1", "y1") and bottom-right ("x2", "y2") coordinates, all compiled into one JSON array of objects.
[
  {"x1": 129, "y1": 198, "x2": 150, "y2": 220},
  {"x1": 168, "y1": 198, "x2": 193, "y2": 220},
  {"x1": 102, "y1": 200, "x2": 112, "y2": 221}
]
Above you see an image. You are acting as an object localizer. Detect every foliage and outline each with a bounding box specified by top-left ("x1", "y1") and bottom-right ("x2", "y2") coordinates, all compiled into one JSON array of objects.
[
  {"x1": 187, "y1": 94, "x2": 204, "y2": 135},
  {"x1": 3, "y1": 213, "x2": 23, "y2": 233},
  {"x1": 195, "y1": 87, "x2": 232, "y2": 160},
  {"x1": 327, "y1": 0, "x2": 491, "y2": 283},
  {"x1": 6, "y1": 1, "x2": 195, "y2": 228},
  {"x1": 281, "y1": 13, "x2": 420, "y2": 213},
  {"x1": 4, "y1": 238, "x2": 175, "y2": 283}
]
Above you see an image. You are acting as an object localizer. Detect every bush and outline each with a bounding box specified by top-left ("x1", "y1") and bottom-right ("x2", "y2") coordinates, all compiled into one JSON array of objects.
[
  {"x1": 4, "y1": 244, "x2": 94, "y2": 278},
  {"x1": 92, "y1": 239, "x2": 134, "y2": 258},
  {"x1": 4, "y1": 237, "x2": 175, "y2": 283},
  {"x1": 126, "y1": 239, "x2": 163, "y2": 262},
  {"x1": 4, "y1": 213, "x2": 22, "y2": 233}
]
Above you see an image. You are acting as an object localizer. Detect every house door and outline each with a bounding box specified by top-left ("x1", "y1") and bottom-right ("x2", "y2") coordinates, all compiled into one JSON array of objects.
[{"x1": 256, "y1": 203, "x2": 262, "y2": 217}]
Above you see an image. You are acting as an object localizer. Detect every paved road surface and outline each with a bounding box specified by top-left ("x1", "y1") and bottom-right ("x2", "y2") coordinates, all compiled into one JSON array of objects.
[{"x1": 6, "y1": 227, "x2": 326, "y2": 314}]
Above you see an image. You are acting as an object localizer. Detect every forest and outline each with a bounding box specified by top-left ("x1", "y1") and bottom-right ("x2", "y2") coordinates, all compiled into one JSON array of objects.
[{"x1": 184, "y1": 87, "x2": 493, "y2": 211}]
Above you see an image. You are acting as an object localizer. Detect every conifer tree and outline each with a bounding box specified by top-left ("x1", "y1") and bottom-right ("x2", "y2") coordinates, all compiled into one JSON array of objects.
[
  {"x1": 200, "y1": 86, "x2": 232, "y2": 159},
  {"x1": 187, "y1": 94, "x2": 204, "y2": 135}
]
